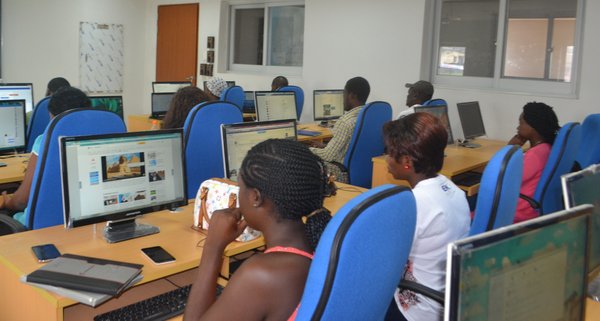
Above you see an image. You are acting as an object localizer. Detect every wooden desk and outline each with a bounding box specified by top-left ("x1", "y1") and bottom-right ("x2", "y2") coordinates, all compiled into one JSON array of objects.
[
  {"x1": 297, "y1": 123, "x2": 333, "y2": 144},
  {"x1": 0, "y1": 183, "x2": 364, "y2": 321},
  {"x1": 127, "y1": 114, "x2": 163, "y2": 132},
  {"x1": 0, "y1": 154, "x2": 30, "y2": 185},
  {"x1": 372, "y1": 139, "x2": 507, "y2": 196}
]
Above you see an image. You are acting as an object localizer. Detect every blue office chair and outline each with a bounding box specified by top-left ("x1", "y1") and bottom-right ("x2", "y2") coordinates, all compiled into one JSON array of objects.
[
  {"x1": 574, "y1": 114, "x2": 600, "y2": 169},
  {"x1": 26, "y1": 97, "x2": 51, "y2": 152},
  {"x1": 295, "y1": 185, "x2": 416, "y2": 321},
  {"x1": 220, "y1": 85, "x2": 244, "y2": 112},
  {"x1": 520, "y1": 122, "x2": 582, "y2": 215},
  {"x1": 342, "y1": 101, "x2": 392, "y2": 188},
  {"x1": 25, "y1": 109, "x2": 127, "y2": 230},
  {"x1": 469, "y1": 145, "x2": 523, "y2": 235},
  {"x1": 278, "y1": 85, "x2": 304, "y2": 120},
  {"x1": 422, "y1": 98, "x2": 448, "y2": 106},
  {"x1": 183, "y1": 101, "x2": 242, "y2": 199}
]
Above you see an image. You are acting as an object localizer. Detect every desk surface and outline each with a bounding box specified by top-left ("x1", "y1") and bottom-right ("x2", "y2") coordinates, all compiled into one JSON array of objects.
[
  {"x1": 0, "y1": 154, "x2": 30, "y2": 184},
  {"x1": 0, "y1": 183, "x2": 365, "y2": 321},
  {"x1": 297, "y1": 123, "x2": 333, "y2": 142}
]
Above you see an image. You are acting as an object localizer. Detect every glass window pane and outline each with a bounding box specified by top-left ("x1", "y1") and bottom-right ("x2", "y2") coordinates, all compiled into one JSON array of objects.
[
  {"x1": 268, "y1": 6, "x2": 304, "y2": 67},
  {"x1": 438, "y1": 0, "x2": 499, "y2": 78},
  {"x1": 504, "y1": 18, "x2": 548, "y2": 79},
  {"x1": 550, "y1": 18, "x2": 575, "y2": 81},
  {"x1": 234, "y1": 8, "x2": 264, "y2": 65}
]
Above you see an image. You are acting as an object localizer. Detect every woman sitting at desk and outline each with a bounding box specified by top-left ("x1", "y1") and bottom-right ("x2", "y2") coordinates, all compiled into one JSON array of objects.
[
  {"x1": 183, "y1": 139, "x2": 331, "y2": 321},
  {"x1": 382, "y1": 112, "x2": 470, "y2": 321},
  {"x1": 507, "y1": 102, "x2": 560, "y2": 223},
  {"x1": 162, "y1": 86, "x2": 209, "y2": 129}
]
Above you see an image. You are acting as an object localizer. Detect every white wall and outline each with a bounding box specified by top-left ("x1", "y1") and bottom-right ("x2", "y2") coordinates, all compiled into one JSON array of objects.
[{"x1": 2, "y1": 0, "x2": 147, "y2": 117}]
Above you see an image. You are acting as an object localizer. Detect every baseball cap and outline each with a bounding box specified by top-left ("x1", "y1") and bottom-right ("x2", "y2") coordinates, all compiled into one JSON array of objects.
[{"x1": 405, "y1": 80, "x2": 434, "y2": 97}]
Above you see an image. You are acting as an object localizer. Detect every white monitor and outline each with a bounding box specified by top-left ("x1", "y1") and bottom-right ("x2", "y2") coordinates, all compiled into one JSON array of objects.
[
  {"x1": 0, "y1": 99, "x2": 27, "y2": 152},
  {"x1": 313, "y1": 89, "x2": 344, "y2": 122},
  {"x1": 0, "y1": 83, "x2": 35, "y2": 113},
  {"x1": 254, "y1": 91, "x2": 297, "y2": 121},
  {"x1": 221, "y1": 119, "x2": 297, "y2": 182},
  {"x1": 152, "y1": 81, "x2": 192, "y2": 93}
]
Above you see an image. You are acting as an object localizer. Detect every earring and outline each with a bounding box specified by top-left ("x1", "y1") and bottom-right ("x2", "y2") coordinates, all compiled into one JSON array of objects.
[
  {"x1": 404, "y1": 165, "x2": 410, "y2": 169},
  {"x1": 253, "y1": 203, "x2": 258, "y2": 207}
]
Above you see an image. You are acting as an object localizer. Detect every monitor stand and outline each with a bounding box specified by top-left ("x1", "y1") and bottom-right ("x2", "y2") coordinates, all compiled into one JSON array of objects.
[
  {"x1": 318, "y1": 120, "x2": 329, "y2": 128},
  {"x1": 459, "y1": 139, "x2": 481, "y2": 148},
  {"x1": 103, "y1": 218, "x2": 160, "y2": 243}
]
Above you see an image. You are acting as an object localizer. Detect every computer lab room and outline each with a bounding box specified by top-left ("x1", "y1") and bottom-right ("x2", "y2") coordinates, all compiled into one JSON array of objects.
[{"x1": 0, "y1": 0, "x2": 599, "y2": 320}]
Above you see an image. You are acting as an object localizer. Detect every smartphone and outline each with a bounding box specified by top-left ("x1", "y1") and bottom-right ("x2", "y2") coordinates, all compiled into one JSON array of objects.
[
  {"x1": 31, "y1": 244, "x2": 61, "y2": 263},
  {"x1": 141, "y1": 246, "x2": 176, "y2": 265}
]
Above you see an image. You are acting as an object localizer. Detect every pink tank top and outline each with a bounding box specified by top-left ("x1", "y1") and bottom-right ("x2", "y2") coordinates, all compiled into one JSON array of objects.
[{"x1": 264, "y1": 246, "x2": 314, "y2": 321}]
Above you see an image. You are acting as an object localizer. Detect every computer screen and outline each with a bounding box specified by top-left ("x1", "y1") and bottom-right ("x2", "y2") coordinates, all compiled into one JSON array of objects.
[
  {"x1": 152, "y1": 81, "x2": 192, "y2": 93},
  {"x1": 0, "y1": 99, "x2": 27, "y2": 152},
  {"x1": 151, "y1": 93, "x2": 175, "y2": 117},
  {"x1": 60, "y1": 130, "x2": 187, "y2": 243},
  {"x1": 0, "y1": 83, "x2": 35, "y2": 113},
  {"x1": 445, "y1": 205, "x2": 592, "y2": 321},
  {"x1": 243, "y1": 91, "x2": 255, "y2": 113},
  {"x1": 457, "y1": 101, "x2": 486, "y2": 140},
  {"x1": 313, "y1": 89, "x2": 344, "y2": 122},
  {"x1": 221, "y1": 119, "x2": 297, "y2": 182},
  {"x1": 415, "y1": 105, "x2": 455, "y2": 145},
  {"x1": 254, "y1": 91, "x2": 297, "y2": 122},
  {"x1": 562, "y1": 163, "x2": 600, "y2": 274},
  {"x1": 89, "y1": 96, "x2": 124, "y2": 119}
]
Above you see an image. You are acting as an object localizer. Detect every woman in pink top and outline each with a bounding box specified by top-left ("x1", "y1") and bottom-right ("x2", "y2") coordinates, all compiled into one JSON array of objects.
[
  {"x1": 183, "y1": 139, "x2": 331, "y2": 321},
  {"x1": 508, "y1": 102, "x2": 560, "y2": 223}
]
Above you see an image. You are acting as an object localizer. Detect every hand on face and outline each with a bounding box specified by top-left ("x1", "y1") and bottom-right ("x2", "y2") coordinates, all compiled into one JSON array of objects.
[{"x1": 205, "y1": 208, "x2": 248, "y2": 249}]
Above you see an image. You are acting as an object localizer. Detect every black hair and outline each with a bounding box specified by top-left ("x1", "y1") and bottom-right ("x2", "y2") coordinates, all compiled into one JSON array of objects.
[
  {"x1": 345, "y1": 77, "x2": 370, "y2": 104},
  {"x1": 522, "y1": 102, "x2": 560, "y2": 145},
  {"x1": 46, "y1": 77, "x2": 71, "y2": 95},
  {"x1": 240, "y1": 139, "x2": 331, "y2": 249},
  {"x1": 162, "y1": 86, "x2": 209, "y2": 129},
  {"x1": 383, "y1": 112, "x2": 447, "y2": 177},
  {"x1": 271, "y1": 76, "x2": 289, "y2": 90},
  {"x1": 48, "y1": 87, "x2": 91, "y2": 116}
]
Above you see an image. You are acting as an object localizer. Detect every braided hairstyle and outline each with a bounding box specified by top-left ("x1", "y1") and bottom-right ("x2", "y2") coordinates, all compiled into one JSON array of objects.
[
  {"x1": 522, "y1": 102, "x2": 560, "y2": 145},
  {"x1": 162, "y1": 86, "x2": 209, "y2": 129},
  {"x1": 240, "y1": 139, "x2": 331, "y2": 249}
]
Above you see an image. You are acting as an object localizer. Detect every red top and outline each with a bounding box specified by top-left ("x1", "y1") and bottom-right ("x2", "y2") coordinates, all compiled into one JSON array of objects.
[{"x1": 515, "y1": 143, "x2": 552, "y2": 223}]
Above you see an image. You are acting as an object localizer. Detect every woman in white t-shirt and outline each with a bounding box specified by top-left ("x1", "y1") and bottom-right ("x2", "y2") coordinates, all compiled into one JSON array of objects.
[{"x1": 383, "y1": 112, "x2": 470, "y2": 321}]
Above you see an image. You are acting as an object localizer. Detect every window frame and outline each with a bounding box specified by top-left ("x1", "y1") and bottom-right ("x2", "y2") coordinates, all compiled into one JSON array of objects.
[
  {"x1": 430, "y1": 0, "x2": 585, "y2": 97},
  {"x1": 228, "y1": 1, "x2": 305, "y2": 75}
]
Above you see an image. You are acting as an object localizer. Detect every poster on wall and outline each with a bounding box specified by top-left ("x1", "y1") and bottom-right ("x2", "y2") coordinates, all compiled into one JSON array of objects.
[{"x1": 79, "y1": 22, "x2": 124, "y2": 93}]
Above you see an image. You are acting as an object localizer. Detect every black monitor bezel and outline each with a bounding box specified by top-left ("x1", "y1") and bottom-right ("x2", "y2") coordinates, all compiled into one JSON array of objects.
[
  {"x1": 254, "y1": 91, "x2": 297, "y2": 122},
  {"x1": 0, "y1": 99, "x2": 27, "y2": 152},
  {"x1": 0, "y1": 82, "x2": 35, "y2": 113},
  {"x1": 457, "y1": 101, "x2": 486, "y2": 140},
  {"x1": 446, "y1": 204, "x2": 593, "y2": 321},
  {"x1": 89, "y1": 95, "x2": 124, "y2": 119},
  {"x1": 151, "y1": 92, "x2": 175, "y2": 117},
  {"x1": 313, "y1": 89, "x2": 345, "y2": 122},
  {"x1": 221, "y1": 119, "x2": 298, "y2": 180},
  {"x1": 414, "y1": 105, "x2": 455, "y2": 145},
  {"x1": 151, "y1": 81, "x2": 192, "y2": 93},
  {"x1": 59, "y1": 129, "x2": 188, "y2": 228}
]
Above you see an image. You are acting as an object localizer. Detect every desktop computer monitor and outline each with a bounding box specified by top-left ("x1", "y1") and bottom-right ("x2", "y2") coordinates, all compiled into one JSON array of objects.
[
  {"x1": 415, "y1": 105, "x2": 455, "y2": 145},
  {"x1": 457, "y1": 101, "x2": 486, "y2": 147},
  {"x1": 89, "y1": 96, "x2": 124, "y2": 119},
  {"x1": 313, "y1": 89, "x2": 344, "y2": 124},
  {"x1": 151, "y1": 93, "x2": 175, "y2": 118},
  {"x1": 60, "y1": 129, "x2": 188, "y2": 243},
  {"x1": 254, "y1": 91, "x2": 297, "y2": 122},
  {"x1": 243, "y1": 91, "x2": 255, "y2": 113},
  {"x1": 221, "y1": 119, "x2": 297, "y2": 182},
  {"x1": 0, "y1": 99, "x2": 27, "y2": 152},
  {"x1": 152, "y1": 81, "x2": 192, "y2": 93},
  {"x1": 0, "y1": 83, "x2": 35, "y2": 113},
  {"x1": 445, "y1": 204, "x2": 593, "y2": 321}
]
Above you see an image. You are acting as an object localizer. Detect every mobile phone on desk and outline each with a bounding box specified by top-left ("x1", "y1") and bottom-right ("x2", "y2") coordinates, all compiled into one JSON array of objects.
[
  {"x1": 141, "y1": 246, "x2": 176, "y2": 265},
  {"x1": 31, "y1": 244, "x2": 61, "y2": 263}
]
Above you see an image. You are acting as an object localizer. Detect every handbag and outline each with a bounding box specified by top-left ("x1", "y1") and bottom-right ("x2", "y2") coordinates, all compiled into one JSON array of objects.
[{"x1": 193, "y1": 178, "x2": 261, "y2": 242}]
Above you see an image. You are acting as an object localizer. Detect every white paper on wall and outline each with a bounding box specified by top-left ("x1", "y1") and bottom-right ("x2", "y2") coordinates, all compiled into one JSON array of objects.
[{"x1": 79, "y1": 22, "x2": 124, "y2": 94}]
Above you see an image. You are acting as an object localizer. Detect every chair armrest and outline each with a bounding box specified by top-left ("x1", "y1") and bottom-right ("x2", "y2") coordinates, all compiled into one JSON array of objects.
[
  {"x1": 0, "y1": 214, "x2": 27, "y2": 236},
  {"x1": 519, "y1": 193, "x2": 540, "y2": 209},
  {"x1": 398, "y1": 279, "x2": 445, "y2": 305}
]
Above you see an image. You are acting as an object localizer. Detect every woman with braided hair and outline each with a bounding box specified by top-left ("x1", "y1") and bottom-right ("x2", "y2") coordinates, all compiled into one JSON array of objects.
[
  {"x1": 508, "y1": 102, "x2": 560, "y2": 223},
  {"x1": 184, "y1": 139, "x2": 332, "y2": 321}
]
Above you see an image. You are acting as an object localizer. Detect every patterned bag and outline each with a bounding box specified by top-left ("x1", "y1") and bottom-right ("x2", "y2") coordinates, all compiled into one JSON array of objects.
[{"x1": 193, "y1": 178, "x2": 261, "y2": 242}]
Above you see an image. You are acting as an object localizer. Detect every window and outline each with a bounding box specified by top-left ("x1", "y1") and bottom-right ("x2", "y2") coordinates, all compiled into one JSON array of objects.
[
  {"x1": 431, "y1": 0, "x2": 583, "y2": 96},
  {"x1": 230, "y1": 2, "x2": 305, "y2": 72}
]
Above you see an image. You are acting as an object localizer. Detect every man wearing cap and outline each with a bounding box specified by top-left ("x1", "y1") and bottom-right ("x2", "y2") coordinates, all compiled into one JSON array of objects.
[
  {"x1": 397, "y1": 80, "x2": 434, "y2": 119},
  {"x1": 204, "y1": 77, "x2": 228, "y2": 101}
]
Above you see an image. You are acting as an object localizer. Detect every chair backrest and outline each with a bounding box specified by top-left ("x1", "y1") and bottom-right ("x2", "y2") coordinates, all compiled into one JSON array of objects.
[
  {"x1": 220, "y1": 85, "x2": 244, "y2": 111},
  {"x1": 575, "y1": 114, "x2": 600, "y2": 169},
  {"x1": 533, "y1": 122, "x2": 581, "y2": 215},
  {"x1": 25, "y1": 109, "x2": 127, "y2": 230},
  {"x1": 470, "y1": 145, "x2": 523, "y2": 236},
  {"x1": 343, "y1": 101, "x2": 392, "y2": 188},
  {"x1": 183, "y1": 101, "x2": 243, "y2": 199},
  {"x1": 277, "y1": 85, "x2": 304, "y2": 120},
  {"x1": 295, "y1": 184, "x2": 416, "y2": 321},
  {"x1": 26, "y1": 97, "x2": 52, "y2": 152},
  {"x1": 422, "y1": 98, "x2": 448, "y2": 106}
]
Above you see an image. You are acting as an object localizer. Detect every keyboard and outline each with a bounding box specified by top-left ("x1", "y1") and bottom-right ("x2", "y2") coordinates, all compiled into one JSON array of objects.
[
  {"x1": 94, "y1": 284, "x2": 223, "y2": 321},
  {"x1": 452, "y1": 171, "x2": 483, "y2": 187}
]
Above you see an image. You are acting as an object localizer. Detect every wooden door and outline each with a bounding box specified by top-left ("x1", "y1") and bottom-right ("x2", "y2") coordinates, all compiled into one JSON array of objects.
[{"x1": 156, "y1": 3, "x2": 199, "y2": 86}]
